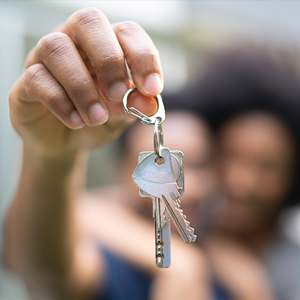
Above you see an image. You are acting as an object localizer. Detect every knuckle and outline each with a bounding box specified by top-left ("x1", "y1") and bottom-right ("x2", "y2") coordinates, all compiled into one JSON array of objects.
[
  {"x1": 114, "y1": 21, "x2": 142, "y2": 36},
  {"x1": 71, "y1": 7, "x2": 105, "y2": 29},
  {"x1": 96, "y1": 53, "x2": 124, "y2": 70},
  {"x1": 131, "y1": 49, "x2": 159, "y2": 64},
  {"x1": 37, "y1": 32, "x2": 70, "y2": 60},
  {"x1": 24, "y1": 64, "x2": 47, "y2": 97},
  {"x1": 71, "y1": 77, "x2": 93, "y2": 98},
  {"x1": 71, "y1": 78, "x2": 99, "y2": 108},
  {"x1": 24, "y1": 64, "x2": 67, "y2": 108},
  {"x1": 47, "y1": 90, "x2": 65, "y2": 108}
]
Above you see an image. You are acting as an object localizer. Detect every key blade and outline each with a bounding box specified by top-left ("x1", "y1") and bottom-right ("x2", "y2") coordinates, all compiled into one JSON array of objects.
[
  {"x1": 160, "y1": 199, "x2": 167, "y2": 228},
  {"x1": 154, "y1": 197, "x2": 171, "y2": 268},
  {"x1": 158, "y1": 220, "x2": 171, "y2": 268},
  {"x1": 154, "y1": 197, "x2": 166, "y2": 229},
  {"x1": 133, "y1": 177, "x2": 196, "y2": 243},
  {"x1": 162, "y1": 192, "x2": 197, "y2": 244}
]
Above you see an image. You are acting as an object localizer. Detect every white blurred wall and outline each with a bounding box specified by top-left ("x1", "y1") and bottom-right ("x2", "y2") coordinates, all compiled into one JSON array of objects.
[{"x1": 1, "y1": 1, "x2": 300, "y2": 298}]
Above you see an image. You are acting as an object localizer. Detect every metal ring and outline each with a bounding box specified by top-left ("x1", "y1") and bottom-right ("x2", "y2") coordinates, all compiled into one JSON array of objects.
[
  {"x1": 154, "y1": 118, "x2": 164, "y2": 157},
  {"x1": 123, "y1": 87, "x2": 165, "y2": 126}
]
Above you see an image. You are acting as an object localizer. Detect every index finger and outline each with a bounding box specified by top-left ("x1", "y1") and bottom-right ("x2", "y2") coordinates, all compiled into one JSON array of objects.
[
  {"x1": 26, "y1": 7, "x2": 163, "y2": 104},
  {"x1": 113, "y1": 21, "x2": 164, "y2": 97},
  {"x1": 62, "y1": 8, "x2": 163, "y2": 99},
  {"x1": 61, "y1": 8, "x2": 130, "y2": 102}
]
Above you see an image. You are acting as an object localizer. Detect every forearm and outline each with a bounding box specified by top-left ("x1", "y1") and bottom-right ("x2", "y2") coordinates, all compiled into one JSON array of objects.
[{"x1": 3, "y1": 143, "x2": 87, "y2": 285}]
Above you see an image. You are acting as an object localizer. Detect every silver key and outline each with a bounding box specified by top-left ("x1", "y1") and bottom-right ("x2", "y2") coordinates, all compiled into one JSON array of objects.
[
  {"x1": 154, "y1": 197, "x2": 171, "y2": 267},
  {"x1": 137, "y1": 151, "x2": 184, "y2": 268},
  {"x1": 138, "y1": 151, "x2": 185, "y2": 198},
  {"x1": 133, "y1": 147, "x2": 196, "y2": 244}
]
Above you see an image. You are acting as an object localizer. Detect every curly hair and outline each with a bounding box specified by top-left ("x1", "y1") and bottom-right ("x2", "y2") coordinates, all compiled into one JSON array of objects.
[{"x1": 167, "y1": 47, "x2": 300, "y2": 208}]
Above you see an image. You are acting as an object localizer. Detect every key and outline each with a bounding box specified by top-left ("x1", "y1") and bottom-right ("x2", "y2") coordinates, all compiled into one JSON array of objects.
[
  {"x1": 137, "y1": 151, "x2": 184, "y2": 268},
  {"x1": 154, "y1": 197, "x2": 171, "y2": 267},
  {"x1": 138, "y1": 151, "x2": 185, "y2": 198},
  {"x1": 133, "y1": 147, "x2": 197, "y2": 243}
]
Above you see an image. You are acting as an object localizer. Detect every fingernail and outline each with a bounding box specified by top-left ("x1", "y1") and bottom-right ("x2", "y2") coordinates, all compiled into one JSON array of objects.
[
  {"x1": 144, "y1": 74, "x2": 163, "y2": 95},
  {"x1": 70, "y1": 111, "x2": 85, "y2": 129},
  {"x1": 108, "y1": 82, "x2": 128, "y2": 102},
  {"x1": 88, "y1": 103, "x2": 108, "y2": 125}
]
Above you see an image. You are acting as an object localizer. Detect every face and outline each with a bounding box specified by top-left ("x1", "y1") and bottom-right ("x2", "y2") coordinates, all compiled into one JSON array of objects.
[
  {"x1": 215, "y1": 112, "x2": 296, "y2": 236},
  {"x1": 124, "y1": 111, "x2": 217, "y2": 228}
]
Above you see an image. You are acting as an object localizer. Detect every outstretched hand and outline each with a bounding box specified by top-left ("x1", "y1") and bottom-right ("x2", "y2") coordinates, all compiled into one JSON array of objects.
[{"x1": 9, "y1": 7, "x2": 162, "y2": 156}]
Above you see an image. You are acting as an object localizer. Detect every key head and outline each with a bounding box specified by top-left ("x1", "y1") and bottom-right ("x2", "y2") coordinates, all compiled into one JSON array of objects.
[
  {"x1": 133, "y1": 147, "x2": 175, "y2": 188},
  {"x1": 137, "y1": 150, "x2": 184, "y2": 198},
  {"x1": 133, "y1": 148, "x2": 182, "y2": 198}
]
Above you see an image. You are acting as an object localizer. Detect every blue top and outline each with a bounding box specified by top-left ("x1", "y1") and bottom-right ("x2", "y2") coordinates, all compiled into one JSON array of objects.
[{"x1": 97, "y1": 249, "x2": 231, "y2": 300}]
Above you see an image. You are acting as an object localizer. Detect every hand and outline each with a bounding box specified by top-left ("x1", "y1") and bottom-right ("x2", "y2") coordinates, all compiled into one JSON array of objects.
[{"x1": 9, "y1": 8, "x2": 163, "y2": 156}]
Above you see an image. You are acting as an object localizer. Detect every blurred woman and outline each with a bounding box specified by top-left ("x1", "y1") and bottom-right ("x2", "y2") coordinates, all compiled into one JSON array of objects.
[{"x1": 180, "y1": 49, "x2": 300, "y2": 300}]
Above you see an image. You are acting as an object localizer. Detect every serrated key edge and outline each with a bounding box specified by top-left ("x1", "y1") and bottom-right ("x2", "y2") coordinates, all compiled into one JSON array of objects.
[{"x1": 162, "y1": 193, "x2": 197, "y2": 243}]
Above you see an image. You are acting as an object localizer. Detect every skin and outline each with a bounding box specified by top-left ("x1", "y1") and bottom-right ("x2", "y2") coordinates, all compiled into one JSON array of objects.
[
  {"x1": 4, "y1": 8, "x2": 209, "y2": 300},
  {"x1": 205, "y1": 112, "x2": 296, "y2": 300},
  {"x1": 214, "y1": 112, "x2": 296, "y2": 243}
]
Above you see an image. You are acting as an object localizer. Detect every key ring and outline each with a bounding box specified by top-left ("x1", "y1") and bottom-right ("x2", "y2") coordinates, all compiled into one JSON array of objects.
[
  {"x1": 154, "y1": 118, "x2": 164, "y2": 157},
  {"x1": 123, "y1": 87, "x2": 165, "y2": 126}
]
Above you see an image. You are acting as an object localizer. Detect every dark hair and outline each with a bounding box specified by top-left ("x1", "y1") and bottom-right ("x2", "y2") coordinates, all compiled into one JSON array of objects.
[{"x1": 170, "y1": 47, "x2": 300, "y2": 208}]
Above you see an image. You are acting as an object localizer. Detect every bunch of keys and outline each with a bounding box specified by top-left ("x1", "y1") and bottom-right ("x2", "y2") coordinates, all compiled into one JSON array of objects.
[{"x1": 123, "y1": 87, "x2": 196, "y2": 268}]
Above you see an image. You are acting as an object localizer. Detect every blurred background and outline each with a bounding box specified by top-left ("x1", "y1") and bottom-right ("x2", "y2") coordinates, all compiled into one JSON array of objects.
[{"x1": 1, "y1": 1, "x2": 300, "y2": 299}]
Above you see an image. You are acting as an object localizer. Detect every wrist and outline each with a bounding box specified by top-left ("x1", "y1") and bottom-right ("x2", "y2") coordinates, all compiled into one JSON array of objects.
[
  {"x1": 24, "y1": 141, "x2": 86, "y2": 161},
  {"x1": 23, "y1": 142, "x2": 88, "y2": 176}
]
